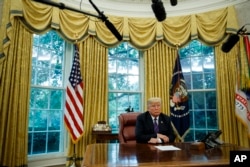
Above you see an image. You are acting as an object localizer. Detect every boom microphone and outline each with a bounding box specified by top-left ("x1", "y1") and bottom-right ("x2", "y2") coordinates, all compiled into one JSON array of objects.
[
  {"x1": 170, "y1": 0, "x2": 178, "y2": 6},
  {"x1": 221, "y1": 34, "x2": 239, "y2": 53},
  {"x1": 221, "y1": 25, "x2": 248, "y2": 53},
  {"x1": 89, "y1": 0, "x2": 122, "y2": 41},
  {"x1": 151, "y1": 0, "x2": 166, "y2": 22},
  {"x1": 105, "y1": 20, "x2": 123, "y2": 41}
]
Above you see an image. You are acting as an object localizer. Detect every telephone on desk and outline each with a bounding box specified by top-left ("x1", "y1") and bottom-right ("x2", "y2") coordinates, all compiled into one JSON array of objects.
[
  {"x1": 200, "y1": 130, "x2": 223, "y2": 149},
  {"x1": 92, "y1": 121, "x2": 111, "y2": 132}
]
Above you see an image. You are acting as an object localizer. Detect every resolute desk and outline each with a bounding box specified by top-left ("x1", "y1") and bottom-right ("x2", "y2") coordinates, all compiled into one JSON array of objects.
[{"x1": 82, "y1": 142, "x2": 250, "y2": 167}]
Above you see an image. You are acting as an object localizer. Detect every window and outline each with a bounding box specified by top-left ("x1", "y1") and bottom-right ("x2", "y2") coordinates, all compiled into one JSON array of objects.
[
  {"x1": 107, "y1": 40, "x2": 217, "y2": 141},
  {"x1": 28, "y1": 31, "x2": 66, "y2": 156},
  {"x1": 108, "y1": 42, "x2": 142, "y2": 131},
  {"x1": 179, "y1": 40, "x2": 217, "y2": 141}
]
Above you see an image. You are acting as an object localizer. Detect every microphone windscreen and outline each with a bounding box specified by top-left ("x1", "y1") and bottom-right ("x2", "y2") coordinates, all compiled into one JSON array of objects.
[
  {"x1": 105, "y1": 20, "x2": 122, "y2": 41},
  {"x1": 151, "y1": 1, "x2": 166, "y2": 22},
  {"x1": 170, "y1": 0, "x2": 178, "y2": 6},
  {"x1": 221, "y1": 34, "x2": 239, "y2": 53}
]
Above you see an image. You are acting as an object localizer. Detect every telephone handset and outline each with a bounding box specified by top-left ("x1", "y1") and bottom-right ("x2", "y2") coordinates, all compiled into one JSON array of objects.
[{"x1": 200, "y1": 130, "x2": 223, "y2": 149}]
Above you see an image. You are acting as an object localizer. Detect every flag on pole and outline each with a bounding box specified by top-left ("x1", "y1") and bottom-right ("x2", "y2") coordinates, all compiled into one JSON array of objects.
[
  {"x1": 235, "y1": 35, "x2": 250, "y2": 138},
  {"x1": 64, "y1": 44, "x2": 84, "y2": 143},
  {"x1": 170, "y1": 53, "x2": 189, "y2": 141},
  {"x1": 235, "y1": 89, "x2": 250, "y2": 137}
]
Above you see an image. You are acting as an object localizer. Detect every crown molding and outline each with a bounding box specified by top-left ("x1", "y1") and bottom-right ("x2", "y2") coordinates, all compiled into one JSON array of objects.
[{"x1": 60, "y1": 0, "x2": 249, "y2": 17}]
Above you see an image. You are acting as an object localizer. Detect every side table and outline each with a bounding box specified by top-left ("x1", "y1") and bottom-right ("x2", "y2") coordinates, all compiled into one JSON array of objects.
[{"x1": 92, "y1": 130, "x2": 119, "y2": 143}]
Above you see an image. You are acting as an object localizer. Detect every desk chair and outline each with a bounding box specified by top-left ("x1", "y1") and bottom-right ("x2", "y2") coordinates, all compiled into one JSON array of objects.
[{"x1": 118, "y1": 112, "x2": 141, "y2": 143}]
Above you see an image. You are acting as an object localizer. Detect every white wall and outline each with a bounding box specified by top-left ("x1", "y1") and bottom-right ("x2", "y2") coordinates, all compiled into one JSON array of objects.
[{"x1": 235, "y1": 1, "x2": 250, "y2": 28}]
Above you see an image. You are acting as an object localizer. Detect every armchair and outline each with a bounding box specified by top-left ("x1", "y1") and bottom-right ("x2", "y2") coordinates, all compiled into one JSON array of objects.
[{"x1": 118, "y1": 112, "x2": 141, "y2": 143}]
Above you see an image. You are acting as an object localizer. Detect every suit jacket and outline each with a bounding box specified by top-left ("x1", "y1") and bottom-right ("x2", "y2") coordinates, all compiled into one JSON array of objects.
[{"x1": 135, "y1": 111, "x2": 176, "y2": 143}]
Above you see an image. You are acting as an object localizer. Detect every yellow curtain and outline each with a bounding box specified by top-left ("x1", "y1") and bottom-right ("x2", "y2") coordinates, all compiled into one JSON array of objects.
[
  {"x1": 0, "y1": 18, "x2": 32, "y2": 166},
  {"x1": 215, "y1": 43, "x2": 240, "y2": 144},
  {"x1": 144, "y1": 41, "x2": 177, "y2": 114},
  {"x1": 1, "y1": 0, "x2": 250, "y2": 166}
]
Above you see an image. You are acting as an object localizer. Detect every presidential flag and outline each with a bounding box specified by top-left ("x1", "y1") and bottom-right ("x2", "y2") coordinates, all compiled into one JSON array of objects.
[
  {"x1": 64, "y1": 44, "x2": 84, "y2": 143},
  {"x1": 170, "y1": 54, "x2": 189, "y2": 141}
]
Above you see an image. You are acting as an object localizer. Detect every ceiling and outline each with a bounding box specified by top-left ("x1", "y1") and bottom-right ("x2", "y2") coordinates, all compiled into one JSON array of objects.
[{"x1": 59, "y1": 0, "x2": 248, "y2": 17}]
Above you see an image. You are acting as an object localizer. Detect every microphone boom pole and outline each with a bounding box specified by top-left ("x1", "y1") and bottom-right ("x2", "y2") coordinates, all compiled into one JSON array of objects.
[
  {"x1": 89, "y1": 0, "x2": 122, "y2": 41},
  {"x1": 32, "y1": 0, "x2": 100, "y2": 18}
]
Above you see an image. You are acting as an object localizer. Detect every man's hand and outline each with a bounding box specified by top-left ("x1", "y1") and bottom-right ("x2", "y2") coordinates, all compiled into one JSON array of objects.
[
  {"x1": 148, "y1": 138, "x2": 159, "y2": 144},
  {"x1": 157, "y1": 133, "x2": 169, "y2": 143}
]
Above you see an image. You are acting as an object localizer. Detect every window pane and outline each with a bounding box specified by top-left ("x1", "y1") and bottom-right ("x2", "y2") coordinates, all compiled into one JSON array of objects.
[
  {"x1": 193, "y1": 92, "x2": 205, "y2": 109},
  {"x1": 116, "y1": 75, "x2": 128, "y2": 90},
  {"x1": 195, "y1": 130, "x2": 207, "y2": 141},
  {"x1": 192, "y1": 74, "x2": 203, "y2": 89},
  {"x1": 36, "y1": 67, "x2": 50, "y2": 86},
  {"x1": 206, "y1": 91, "x2": 216, "y2": 109},
  {"x1": 203, "y1": 55, "x2": 214, "y2": 72},
  {"x1": 204, "y1": 73, "x2": 215, "y2": 89},
  {"x1": 108, "y1": 58, "x2": 116, "y2": 73},
  {"x1": 184, "y1": 130, "x2": 194, "y2": 141},
  {"x1": 48, "y1": 110, "x2": 61, "y2": 130},
  {"x1": 194, "y1": 110, "x2": 206, "y2": 128},
  {"x1": 108, "y1": 42, "x2": 141, "y2": 131},
  {"x1": 30, "y1": 88, "x2": 49, "y2": 109},
  {"x1": 51, "y1": 69, "x2": 63, "y2": 87},
  {"x1": 128, "y1": 76, "x2": 139, "y2": 91},
  {"x1": 33, "y1": 110, "x2": 47, "y2": 131},
  {"x1": 128, "y1": 94, "x2": 141, "y2": 111},
  {"x1": 128, "y1": 59, "x2": 139, "y2": 75},
  {"x1": 28, "y1": 133, "x2": 32, "y2": 154},
  {"x1": 50, "y1": 90, "x2": 63, "y2": 109},
  {"x1": 47, "y1": 132, "x2": 60, "y2": 152},
  {"x1": 109, "y1": 75, "x2": 117, "y2": 90},
  {"x1": 32, "y1": 132, "x2": 46, "y2": 154},
  {"x1": 191, "y1": 57, "x2": 203, "y2": 72},
  {"x1": 117, "y1": 93, "x2": 130, "y2": 110},
  {"x1": 183, "y1": 74, "x2": 191, "y2": 89},
  {"x1": 181, "y1": 58, "x2": 191, "y2": 73},
  {"x1": 117, "y1": 59, "x2": 128, "y2": 74},
  {"x1": 207, "y1": 110, "x2": 218, "y2": 129}
]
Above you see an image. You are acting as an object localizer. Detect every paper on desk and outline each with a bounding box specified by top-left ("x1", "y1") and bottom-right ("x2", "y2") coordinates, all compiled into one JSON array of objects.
[{"x1": 155, "y1": 145, "x2": 181, "y2": 151}]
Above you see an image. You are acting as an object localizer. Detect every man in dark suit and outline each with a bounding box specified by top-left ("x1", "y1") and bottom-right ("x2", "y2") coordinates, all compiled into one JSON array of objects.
[{"x1": 135, "y1": 97, "x2": 176, "y2": 143}]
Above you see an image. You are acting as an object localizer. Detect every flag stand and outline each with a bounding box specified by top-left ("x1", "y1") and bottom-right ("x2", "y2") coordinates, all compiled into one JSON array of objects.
[
  {"x1": 69, "y1": 144, "x2": 76, "y2": 167},
  {"x1": 67, "y1": 144, "x2": 83, "y2": 167}
]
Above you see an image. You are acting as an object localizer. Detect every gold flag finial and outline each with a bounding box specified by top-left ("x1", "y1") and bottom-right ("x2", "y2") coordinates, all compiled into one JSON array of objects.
[
  {"x1": 74, "y1": 33, "x2": 79, "y2": 44},
  {"x1": 175, "y1": 43, "x2": 180, "y2": 50}
]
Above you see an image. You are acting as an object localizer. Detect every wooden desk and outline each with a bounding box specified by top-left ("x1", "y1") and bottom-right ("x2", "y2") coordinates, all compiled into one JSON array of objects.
[
  {"x1": 82, "y1": 142, "x2": 250, "y2": 167},
  {"x1": 92, "y1": 131, "x2": 118, "y2": 143}
]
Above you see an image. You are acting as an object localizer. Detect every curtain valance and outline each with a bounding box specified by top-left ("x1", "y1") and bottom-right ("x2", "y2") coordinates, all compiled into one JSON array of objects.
[{"x1": 8, "y1": 0, "x2": 238, "y2": 49}]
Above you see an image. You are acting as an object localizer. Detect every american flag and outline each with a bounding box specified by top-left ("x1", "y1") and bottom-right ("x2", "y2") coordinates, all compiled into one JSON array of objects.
[
  {"x1": 170, "y1": 53, "x2": 189, "y2": 141},
  {"x1": 64, "y1": 44, "x2": 84, "y2": 143}
]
